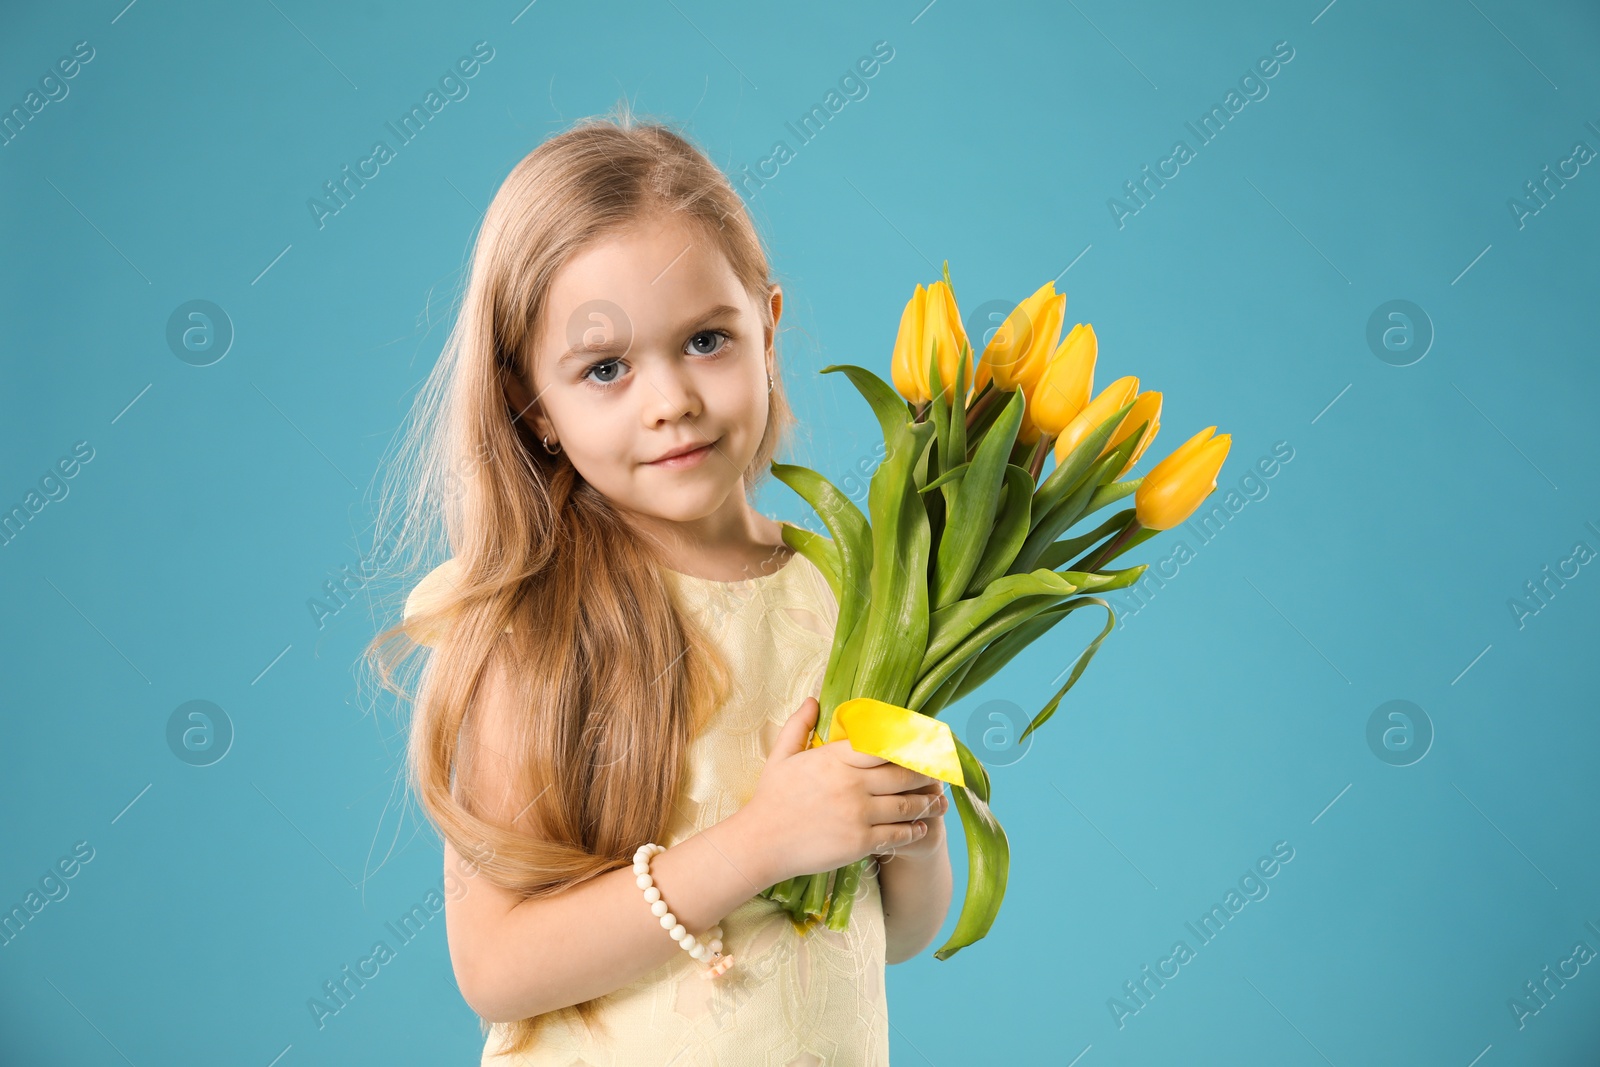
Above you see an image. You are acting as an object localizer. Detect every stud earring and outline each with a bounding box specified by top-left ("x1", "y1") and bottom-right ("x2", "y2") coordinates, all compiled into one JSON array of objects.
[
  {"x1": 542, "y1": 435, "x2": 562, "y2": 455},
  {"x1": 767, "y1": 372, "x2": 773, "y2": 394}
]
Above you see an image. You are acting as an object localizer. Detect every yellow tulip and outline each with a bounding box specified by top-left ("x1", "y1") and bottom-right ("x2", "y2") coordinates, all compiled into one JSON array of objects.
[
  {"x1": 1134, "y1": 426, "x2": 1231, "y2": 530},
  {"x1": 1106, "y1": 390, "x2": 1162, "y2": 480},
  {"x1": 890, "y1": 280, "x2": 972, "y2": 406},
  {"x1": 923, "y1": 279, "x2": 972, "y2": 404},
  {"x1": 974, "y1": 282, "x2": 1065, "y2": 397},
  {"x1": 1028, "y1": 323, "x2": 1098, "y2": 437},
  {"x1": 1050, "y1": 375, "x2": 1140, "y2": 467},
  {"x1": 890, "y1": 284, "x2": 929, "y2": 405},
  {"x1": 1017, "y1": 414, "x2": 1042, "y2": 446}
]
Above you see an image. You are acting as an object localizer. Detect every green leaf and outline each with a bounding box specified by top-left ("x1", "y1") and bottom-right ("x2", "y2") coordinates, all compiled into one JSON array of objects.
[
  {"x1": 922, "y1": 568, "x2": 1089, "y2": 674},
  {"x1": 929, "y1": 347, "x2": 952, "y2": 474},
  {"x1": 910, "y1": 592, "x2": 1065, "y2": 711},
  {"x1": 945, "y1": 342, "x2": 970, "y2": 473},
  {"x1": 1012, "y1": 450, "x2": 1123, "y2": 574},
  {"x1": 964, "y1": 389, "x2": 1008, "y2": 456},
  {"x1": 1084, "y1": 476, "x2": 1141, "y2": 516},
  {"x1": 770, "y1": 462, "x2": 873, "y2": 729},
  {"x1": 931, "y1": 332, "x2": 971, "y2": 469},
  {"x1": 1031, "y1": 399, "x2": 1136, "y2": 525},
  {"x1": 934, "y1": 391, "x2": 1017, "y2": 614},
  {"x1": 963, "y1": 464, "x2": 1035, "y2": 596},
  {"x1": 1093, "y1": 525, "x2": 1159, "y2": 568},
  {"x1": 1055, "y1": 565, "x2": 1147, "y2": 595},
  {"x1": 934, "y1": 389, "x2": 1024, "y2": 611},
  {"x1": 916, "y1": 653, "x2": 981, "y2": 721},
  {"x1": 851, "y1": 419, "x2": 935, "y2": 707},
  {"x1": 819, "y1": 613, "x2": 868, "y2": 730},
  {"x1": 820, "y1": 364, "x2": 909, "y2": 446},
  {"x1": 950, "y1": 602, "x2": 1079, "y2": 702},
  {"x1": 779, "y1": 523, "x2": 840, "y2": 601},
  {"x1": 1017, "y1": 597, "x2": 1117, "y2": 744},
  {"x1": 1092, "y1": 422, "x2": 1147, "y2": 487},
  {"x1": 1037, "y1": 510, "x2": 1133, "y2": 571},
  {"x1": 921, "y1": 461, "x2": 970, "y2": 494},
  {"x1": 933, "y1": 783, "x2": 1010, "y2": 960},
  {"x1": 951, "y1": 734, "x2": 992, "y2": 805}
]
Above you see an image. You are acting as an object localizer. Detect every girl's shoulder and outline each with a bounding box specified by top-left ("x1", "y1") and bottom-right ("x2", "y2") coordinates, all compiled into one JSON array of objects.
[
  {"x1": 401, "y1": 557, "x2": 465, "y2": 648},
  {"x1": 665, "y1": 527, "x2": 839, "y2": 628},
  {"x1": 401, "y1": 557, "x2": 514, "y2": 648}
]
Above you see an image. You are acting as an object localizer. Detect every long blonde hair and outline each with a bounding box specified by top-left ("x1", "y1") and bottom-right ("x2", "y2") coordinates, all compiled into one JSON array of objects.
[{"x1": 364, "y1": 101, "x2": 797, "y2": 1055}]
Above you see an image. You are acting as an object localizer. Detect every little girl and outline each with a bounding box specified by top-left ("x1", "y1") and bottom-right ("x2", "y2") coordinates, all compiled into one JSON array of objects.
[{"x1": 370, "y1": 104, "x2": 952, "y2": 1065}]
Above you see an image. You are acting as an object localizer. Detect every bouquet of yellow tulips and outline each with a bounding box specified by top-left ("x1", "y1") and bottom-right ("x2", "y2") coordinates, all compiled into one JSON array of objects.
[{"x1": 757, "y1": 263, "x2": 1230, "y2": 959}]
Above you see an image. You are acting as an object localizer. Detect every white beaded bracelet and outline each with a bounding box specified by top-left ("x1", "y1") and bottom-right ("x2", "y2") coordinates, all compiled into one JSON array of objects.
[{"x1": 633, "y1": 842, "x2": 735, "y2": 980}]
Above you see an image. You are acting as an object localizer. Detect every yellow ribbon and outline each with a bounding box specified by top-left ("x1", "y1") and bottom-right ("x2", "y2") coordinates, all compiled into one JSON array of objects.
[{"x1": 809, "y1": 697, "x2": 966, "y2": 788}]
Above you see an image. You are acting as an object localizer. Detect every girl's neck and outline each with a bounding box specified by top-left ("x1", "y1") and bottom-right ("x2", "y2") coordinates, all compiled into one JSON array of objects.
[{"x1": 628, "y1": 505, "x2": 794, "y2": 583}]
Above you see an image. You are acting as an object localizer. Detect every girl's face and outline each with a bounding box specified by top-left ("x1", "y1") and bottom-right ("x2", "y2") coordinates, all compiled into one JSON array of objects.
[{"x1": 505, "y1": 212, "x2": 782, "y2": 545}]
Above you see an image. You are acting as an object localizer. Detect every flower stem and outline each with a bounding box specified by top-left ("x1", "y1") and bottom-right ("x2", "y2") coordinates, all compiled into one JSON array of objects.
[
  {"x1": 963, "y1": 382, "x2": 999, "y2": 432},
  {"x1": 1027, "y1": 434, "x2": 1054, "y2": 482},
  {"x1": 800, "y1": 868, "x2": 831, "y2": 916},
  {"x1": 824, "y1": 859, "x2": 864, "y2": 930},
  {"x1": 1079, "y1": 520, "x2": 1142, "y2": 572},
  {"x1": 768, "y1": 875, "x2": 805, "y2": 911}
]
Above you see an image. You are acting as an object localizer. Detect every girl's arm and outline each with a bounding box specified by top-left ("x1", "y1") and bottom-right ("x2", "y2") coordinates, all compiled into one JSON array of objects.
[
  {"x1": 447, "y1": 813, "x2": 781, "y2": 1023},
  {"x1": 874, "y1": 795, "x2": 953, "y2": 965},
  {"x1": 445, "y1": 658, "x2": 787, "y2": 1023}
]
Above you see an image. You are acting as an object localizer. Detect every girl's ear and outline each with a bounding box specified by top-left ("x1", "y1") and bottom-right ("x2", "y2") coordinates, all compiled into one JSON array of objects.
[
  {"x1": 501, "y1": 366, "x2": 548, "y2": 439},
  {"x1": 765, "y1": 284, "x2": 784, "y2": 367}
]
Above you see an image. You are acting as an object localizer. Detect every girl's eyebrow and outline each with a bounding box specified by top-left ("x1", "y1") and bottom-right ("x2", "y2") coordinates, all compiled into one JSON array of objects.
[{"x1": 556, "y1": 303, "x2": 743, "y2": 366}]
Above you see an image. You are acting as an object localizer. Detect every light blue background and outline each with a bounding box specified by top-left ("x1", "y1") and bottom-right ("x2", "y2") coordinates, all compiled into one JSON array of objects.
[{"x1": 3, "y1": 0, "x2": 1599, "y2": 1063}]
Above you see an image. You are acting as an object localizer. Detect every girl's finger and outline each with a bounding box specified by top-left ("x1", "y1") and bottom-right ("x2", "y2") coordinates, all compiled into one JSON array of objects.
[
  {"x1": 829, "y1": 743, "x2": 891, "y2": 769},
  {"x1": 873, "y1": 819, "x2": 929, "y2": 854},
  {"x1": 867, "y1": 791, "x2": 948, "y2": 825},
  {"x1": 863, "y1": 763, "x2": 938, "y2": 796}
]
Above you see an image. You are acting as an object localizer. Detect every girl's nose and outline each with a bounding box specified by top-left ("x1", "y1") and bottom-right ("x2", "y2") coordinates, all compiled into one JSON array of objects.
[{"x1": 640, "y1": 361, "x2": 702, "y2": 424}]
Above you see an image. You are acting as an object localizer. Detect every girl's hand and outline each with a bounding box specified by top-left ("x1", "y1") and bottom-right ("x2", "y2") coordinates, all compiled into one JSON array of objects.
[
  {"x1": 739, "y1": 697, "x2": 943, "y2": 884},
  {"x1": 870, "y1": 778, "x2": 948, "y2": 864}
]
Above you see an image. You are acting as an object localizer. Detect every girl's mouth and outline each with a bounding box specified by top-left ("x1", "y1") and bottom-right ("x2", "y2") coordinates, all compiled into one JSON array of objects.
[{"x1": 646, "y1": 438, "x2": 718, "y2": 468}]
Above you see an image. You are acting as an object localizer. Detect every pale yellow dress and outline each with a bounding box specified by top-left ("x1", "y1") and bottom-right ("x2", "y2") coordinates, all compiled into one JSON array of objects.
[{"x1": 479, "y1": 542, "x2": 891, "y2": 1067}]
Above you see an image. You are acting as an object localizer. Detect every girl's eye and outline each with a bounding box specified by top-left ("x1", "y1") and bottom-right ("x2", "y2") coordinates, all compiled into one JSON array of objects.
[
  {"x1": 686, "y1": 329, "x2": 731, "y2": 356},
  {"x1": 583, "y1": 358, "x2": 624, "y2": 389},
  {"x1": 580, "y1": 330, "x2": 731, "y2": 391}
]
